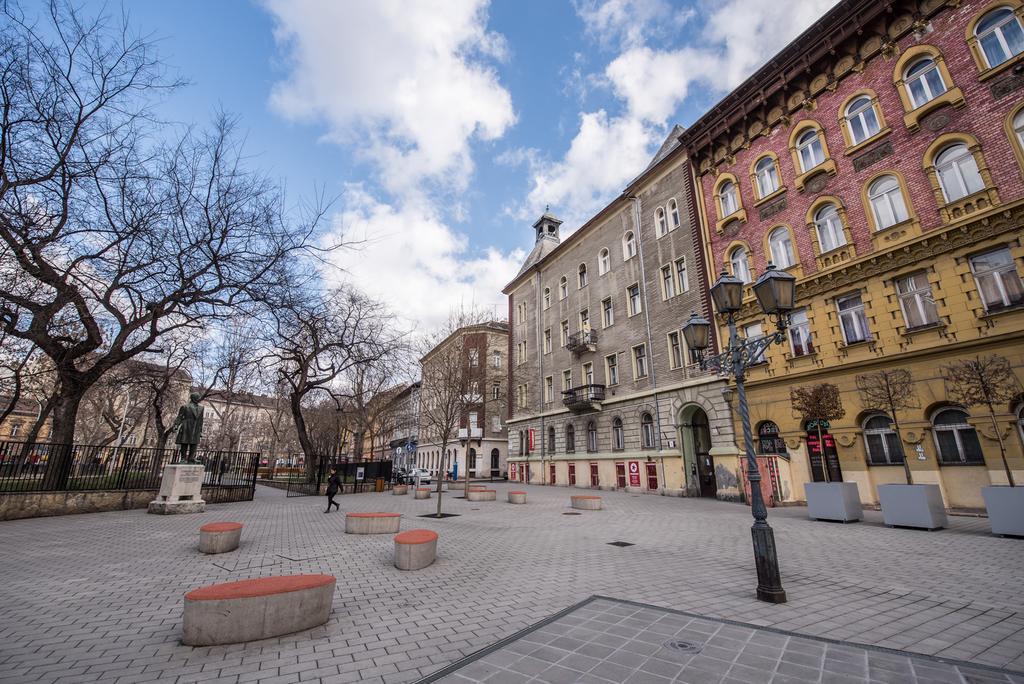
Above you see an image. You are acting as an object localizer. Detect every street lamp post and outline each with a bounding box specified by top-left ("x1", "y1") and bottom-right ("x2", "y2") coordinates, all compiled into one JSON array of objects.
[{"x1": 682, "y1": 264, "x2": 797, "y2": 604}]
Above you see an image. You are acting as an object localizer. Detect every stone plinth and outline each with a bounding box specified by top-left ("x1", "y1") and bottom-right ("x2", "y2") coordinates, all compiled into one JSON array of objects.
[
  {"x1": 508, "y1": 491, "x2": 527, "y2": 504},
  {"x1": 392, "y1": 485, "x2": 408, "y2": 496},
  {"x1": 466, "y1": 489, "x2": 496, "y2": 502},
  {"x1": 199, "y1": 522, "x2": 242, "y2": 554},
  {"x1": 148, "y1": 465, "x2": 206, "y2": 515},
  {"x1": 345, "y1": 512, "x2": 401, "y2": 534},
  {"x1": 571, "y1": 495, "x2": 602, "y2": 510},
  {"x1": 394, "y1": 529, "x2": 438, "y2": 570},
  {"x1": 414, "y1": 488, "x2": 432, "y2": 500}
]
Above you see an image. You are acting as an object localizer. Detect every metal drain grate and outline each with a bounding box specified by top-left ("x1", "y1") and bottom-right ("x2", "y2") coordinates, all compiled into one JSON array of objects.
[
  {"x1": 607, "y1": 541, "x2": 634, "y2": 547},
  {"x1": 662, "y1": 640, "x2": 702, "y2": 654},
  {"x1": 563, "y1": 512, "x2": 582, "y2": 515}
]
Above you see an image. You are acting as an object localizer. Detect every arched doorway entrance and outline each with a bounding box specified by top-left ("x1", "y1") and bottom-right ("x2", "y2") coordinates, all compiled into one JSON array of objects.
[
  {"x1": 490, "y1": 448, "x2": 500, "y2": 477},
  {"x1": 468, "y1": 448, "x2": 477, "y2": 477},
  {"x1": 679, "y1": 404, "x2": 716, "y2": 497}
]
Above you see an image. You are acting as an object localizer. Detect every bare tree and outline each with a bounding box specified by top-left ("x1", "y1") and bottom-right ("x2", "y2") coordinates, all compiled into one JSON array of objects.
[
  {"x1": 790, "y1": 383, "x2": 845, "y2": 482},
  {"x1": 944, "y1": 355, "x2": 1022, "y2": 487},
  {"x1": 856, "y1": 369, "x2": 918, "y2": 485},
  {"x1": 194, "y1": 319, "x2": 263, "y2": 450},
  {"x1": 0, "y1": 3, "x2": 332, "y2": 487}
]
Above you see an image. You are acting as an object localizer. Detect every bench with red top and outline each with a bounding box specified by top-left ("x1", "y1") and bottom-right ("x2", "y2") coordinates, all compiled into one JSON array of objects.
[
  {"x1": 414, "y1": 487, "x2": 432, "y2": 500},
  {"x1": 345, "y1": 512, "x2": 401, "y2": 534},
  {"x1": 466, "y1": 488, "x2": 496, "y2": 502},
  {"x1": 393, "y1": 529, "x2": 438, "y2": 570},
  {"x1": 508, "y1": 490, "x2": 527, "y2": 504},
  {"x1": 198, "y1": 522, "x2": 243, "y2": 554},
  {"x1": 182, "y1": 574, "x2": 335, "y2": 645},
  {"x1": 571, "y1": 495, "x2": 603, "y2": 510}
]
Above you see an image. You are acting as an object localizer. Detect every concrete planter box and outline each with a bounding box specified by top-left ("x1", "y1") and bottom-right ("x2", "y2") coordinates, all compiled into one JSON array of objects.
[
  {"x1": 804, "y1": 482, "x2": 862, "y2": 522},
  {"x1": 877, "y1": 484, "x2": 948, "y2": 530},
  {"x1": 982, "y1": 486, "x2": 1024, "y2": 537}
]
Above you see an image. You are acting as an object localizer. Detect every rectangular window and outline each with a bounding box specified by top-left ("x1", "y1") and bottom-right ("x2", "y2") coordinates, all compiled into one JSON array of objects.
[
  {"x1": 627, "y1": 284, "x2": 642, "y2": 316},
  {"x1": 743, "y1": 323, "x2": 766, "y2": 364},
  {"x1": 562, "y1": 369, "x2": 572, "y2": 391},
  {"x1": 675, "y1": 257, "x2": 689, "y2": 293},
  {"x1": 517, "y1": 384, "x2": 528, "y2": 409},
  {"x1": 560, "y1": 320, "x2": 569, "y2": 347},
  {"x1": 516, "y1": 341, "x2": 527, "y2": 365},
  {"x1": 668, "y1": 331, "x2": 683, "y2": 369},
  {"x1": 579, "y1": 308, "x2": 590, "y2": 331},
  {"x1": 602, "y1": 297, "x2": 614, "y2": 327},
  {"x1": 516, "y1": 302, "x2": 527, "y2": 324},
  {"x1": 582, "y1": 362, "x2": 593, "y2": 385},
  {"x1": 661, "y1": 265, "x2": 675, "y2": 299},
  {"x1": 492, "y1": 415, "x2": 501, "y2": 433},
  {"x1": 895, "y1": 272, "x2": 939, "y2": 329},
  {"x1": 605, "y1": 354, "x2": 618, "y2": 386},
  {"x1": 469, "y1": 412, "x2": 478, "y2": 429},
  {"x1": 544, "y1": 376, "x2": 553, "y2": 403},
  {"x1": 491, "y1": 382, "x2": 500, "y2": 400},
  {"x1": 468, "y1": 349, "x2": 479, "y2": 367},
  {"x1": 492, "y1": 351, "x2": 501, "y2": 368},
  {"x1": 788, "y1": 308, "x2": 815, "y2": 357},
  {"x1": 633, "y1": 344, "x2": 648, "y2": 379},
  {"x1": 837, "y1": 293, "x2": 870, "y2": 344},
  {"x1": 543, "y1": 329, "x2": 552, "y2": 354},
  {"x1": 970, "y1": 248, "x2": 1024, "y2": 312}
]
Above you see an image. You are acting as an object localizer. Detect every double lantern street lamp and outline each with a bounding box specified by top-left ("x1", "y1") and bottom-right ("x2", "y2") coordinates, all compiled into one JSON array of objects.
[{"x1": 682, "y1": 264, "x2": 797, "y2": 604}]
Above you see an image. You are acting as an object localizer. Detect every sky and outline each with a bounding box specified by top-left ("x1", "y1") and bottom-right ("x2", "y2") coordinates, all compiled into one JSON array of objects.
[{"x1": 74, "y1": 0, "x2": 837, "y2": 331}]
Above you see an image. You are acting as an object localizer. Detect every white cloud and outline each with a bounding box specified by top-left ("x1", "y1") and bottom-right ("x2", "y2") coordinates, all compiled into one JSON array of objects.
[{"x1": 575, "y1": 0, "x2": 694, "y2": 49}]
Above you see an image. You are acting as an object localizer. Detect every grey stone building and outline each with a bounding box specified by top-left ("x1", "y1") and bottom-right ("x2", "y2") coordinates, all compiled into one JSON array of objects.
[{"x1": 503, "y1": 129, "x2": 740, "y2": 498}]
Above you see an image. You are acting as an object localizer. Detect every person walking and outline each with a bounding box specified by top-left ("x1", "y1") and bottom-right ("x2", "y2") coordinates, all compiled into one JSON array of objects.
[{"x1": 325, "y1": 467, "x2": 341, "y2": 513}]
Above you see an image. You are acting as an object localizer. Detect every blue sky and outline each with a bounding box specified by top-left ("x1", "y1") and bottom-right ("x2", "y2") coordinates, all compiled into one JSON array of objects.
[{"x1": 76, "y1": 0, "x2": 835, "y2": 329}]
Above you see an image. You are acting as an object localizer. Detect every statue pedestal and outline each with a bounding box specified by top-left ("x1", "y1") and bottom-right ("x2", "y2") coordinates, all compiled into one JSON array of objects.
[{"x1": 148, "y1": 464, "x2": 206, "y2": 514}]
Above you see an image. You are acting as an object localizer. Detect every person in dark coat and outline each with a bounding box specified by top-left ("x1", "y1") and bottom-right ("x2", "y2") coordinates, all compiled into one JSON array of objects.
[{"x1": 325, "y1": 467, "x2": 341, "y2": 513}]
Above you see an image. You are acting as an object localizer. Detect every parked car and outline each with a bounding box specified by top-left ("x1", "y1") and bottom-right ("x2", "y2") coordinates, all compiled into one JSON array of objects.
[{"x1": 408, "y1": 468, "x2": 432, "y2": 484}]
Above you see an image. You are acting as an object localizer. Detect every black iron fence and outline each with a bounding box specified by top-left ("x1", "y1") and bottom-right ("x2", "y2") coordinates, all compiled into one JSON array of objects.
[
  {"x1": 285, "y1": 456, "x2": 392, "y2": 497},
  {"x1": 0, "y1": 440, "x2": 260, "y2": 502}
]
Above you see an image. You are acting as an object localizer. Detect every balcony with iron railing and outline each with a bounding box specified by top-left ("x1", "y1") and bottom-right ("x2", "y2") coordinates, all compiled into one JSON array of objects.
[
  {"x1": 566, "y1": 329, "x2": 597, "y2": 354},
  {"x1": 561, "y1": 384, "x2": 605, "y2": 413}
]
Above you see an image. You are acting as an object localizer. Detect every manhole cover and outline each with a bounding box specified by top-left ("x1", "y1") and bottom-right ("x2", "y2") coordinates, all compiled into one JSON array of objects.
[
  {"x1": 662, "y1": 640, "x2": 702, "y2": 654},
  {"x1": 563, "y1": 512, "x2": 582, "y2": 515},
  {"x1": 607, "y1": 541, "x2": 634, "y2": 547},
  {"x1": 418, "y1": 513, "x2": 461, "y2": 518}
]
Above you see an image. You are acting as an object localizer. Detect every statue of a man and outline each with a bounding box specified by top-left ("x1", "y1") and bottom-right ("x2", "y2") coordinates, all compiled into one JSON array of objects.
[{"x1": 172, "y1": 392, "x2": 205, "y2": 463}]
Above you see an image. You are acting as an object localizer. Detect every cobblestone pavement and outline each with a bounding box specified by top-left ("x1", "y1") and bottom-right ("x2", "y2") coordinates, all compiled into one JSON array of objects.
[
  {"x1": 0, "y1": 482, "x2": 1021, "y2": 684},
  {"x1": 429, "y1": 596, "x2": 1024, "y2": 684}
]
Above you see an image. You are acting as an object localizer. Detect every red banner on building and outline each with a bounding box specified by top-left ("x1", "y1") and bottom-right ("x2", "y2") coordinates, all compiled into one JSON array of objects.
[{"x1": 628, "y1": 460, "x2": 641, "y2": 487}]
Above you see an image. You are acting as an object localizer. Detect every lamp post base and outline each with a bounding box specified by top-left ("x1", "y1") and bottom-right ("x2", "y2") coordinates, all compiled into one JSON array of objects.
[{"x1": 751, "y1": 524, "x2": 787, "y2": 604}]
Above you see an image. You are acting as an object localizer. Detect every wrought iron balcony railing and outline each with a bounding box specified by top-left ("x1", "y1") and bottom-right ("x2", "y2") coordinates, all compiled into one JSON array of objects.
[
  {"x1": 561, "y1": 384, "x2": 606, "y2": 412},
  {"x1": 566, "y1": 329, "x2": 598, "y2": 354}
]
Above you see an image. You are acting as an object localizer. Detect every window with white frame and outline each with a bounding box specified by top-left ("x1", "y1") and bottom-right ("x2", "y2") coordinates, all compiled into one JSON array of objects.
[
  {"x1": 864, "y1": 414, "x2": 904, "y2": 465},
  {"x1": 611, "y1": 418, "x2": 624, "y2": 450},
  {"x1": 674, "y1": 256, "x2": 689, "y2": 292},
  {"x1": 543, "y1": 287, "x2": 551, "y2": 309},
  {"x1": 633, "y1": 344, "x2": 648, "y2": 379},
  {"x1": 588, "y1": 421, "x2": 599, "y2": 452},
  {"x1": 579, "y1": 308, "x2": 590, "y2": 331},
  {"x1": 895, "y1": 272, "x2": 939, "y2": 329},
  {"x1": 543, "y1": 329, "x2": 552, "y2": 354},
  {"x1": 623, "y1": 231, "x2": 637, "y2": 259},
  {"x1": 602, "y1": 297, "x2": 614, "y2": 327},
  {"x1": 788, "y1": 308, "x2": 814, "y2": 357},
  {"x1": 754, "y1": 156, "x2": 780, "y2": 198},
  {"x1": 1015, "y1": 109, "x2": 1024, "y2": 151},
  {"x1": 598, "y1": 248, "x2": 611, "y2": 275},
  {"x1": 627, "y1": 284, "x2": 642, "y2": 316},
  {"x1": 868, "y1": 175, "x2": 910, "y2": 230},
  {"x1": 933, "y1": 408, "x2": 984, "y2": 463},
  {"x1": 491, "y1": 382, "x2": 500, "y2": 400},
  {"x1": 668, "y1": 198, "x2": 680, "y2": 230},
  {"x1": 544, "y1": 376, "x2": 553, "y2": 403},
  {"x1": 578, "y1": 263, "x2": 588, "y2": 288},
  {"x1": 970, "y1": 247, "x2": 1024, "y2": 311},
  {"x1": 562, "y1": 369, "x2": 572, "y2": 391},
  {"x1": 516, "y1": 341, "x2": 526, "y2": 365},
  {"x1": 559, "y1": 276, "x2": 568, "y2": 299},
  {"x1": 796, "y1": 129, "x2": 825, "y2": 172},
  {"x1": 560, "y1": 320, "x2": 569, "y2": 347},
  {"x1": 768, "y1": 227, "x2": 794, "y2": 268},
  {"x1": 469, "y1": 349, "x2": 479, "y2": 366},
  {"x1": 668, "y1": 331, "x2": 683, "y2": 369},
  {"x1": 641, "y1": 413, "x2": 655, "y2": 448},
  {"x1": 905, "y1": 57, "x2": 947, "y2": 109},
  {"x1": 845, "y1": 96, "x2": 881, "y2": 145},
  {"x1": 744, "y1": 322, "x2": 766, "y2": 363},
  {"x1": 975, "y1": 7, "x2": 1024, "y2": 68},
  {"x1": 492, "y1": 351, "x2": 501, "y2": 368},
  {"x1": 582, "y1": 362, "x2": 594, "y2": 385},
  {"x1": 837, "y1": 293, "x2": 870, "y2": 344},
  {"x1": 655, "y1": 207, "x2": 668, "y2": 237},
  {"x1": 605, "y1": 354, "x2": 618, "y2": 385},
  {"x1": 730, "y1": 246, "x2": 751, "y2": 283},
  {"x1": 718, "y1": 181, "x2": 739, "y2": 217},
  {"x1": 935, "y1": 144, "x2": 985, "y2": 202},
  {"x1": 814, "y1": 203, "x2": 847, "y2": 253},
  {"x1": 492, "y1": 414, "x2": 502, "y2": 433},
  {"x1": 661, "y1": 265, "x2": 676, "y2": 299}
]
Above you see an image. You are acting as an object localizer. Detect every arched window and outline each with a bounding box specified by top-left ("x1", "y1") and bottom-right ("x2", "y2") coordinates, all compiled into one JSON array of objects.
[
  {"x1": 754, "y1": 156, "x2": 780, "y2": 198},
  {"x1": 975, "y1": 7, "x2": 1024, "y2": 68},
  {"x1": 548, "y1": 426, "x2": 556, "y2": 452},
  {"x1": 559, "y1": 276, "x2": 568, "y2": 299},
  {"x1": 566, "y1": 424, "x2": 576, "y2": 453},
  {"x1": 578, "y1": 263, "x2": 588, "y2": 288},
  {"x1": 868, "y1": 175, "x2": 909, "y2": 230},
  {"x1": 623, "y1": 231, "x2": 637, "y2": 259},
  {"x1": 796, "y1": 129, "x2": 825, "y2": 172},
  {"x1": 904, "y1": 57, "x2": 947, "y2": 109},
  {"x1": 641, "y1": 413, "x2": 655, "y2": 448},
  {"x1": 933, "y1": 408, "x2": 983, "y2": 464},
  {"x1": 768, "y1": 227, "x2": 794, "y2": 269},
  {"x1": 845, "y1": 96, "x2": 881, "y2": 145},
  {"x1": 757, "y1": 421, "x2": 786, "y2": 454},
  {"x1": 655, "y1": 207, "x2": 668, "y2": 237},
  {"x1": 668, "y1": 199, "x2": 680, "y2": 230},
  {"x1": 543, "y1": 287, "x2": 551, "y2": 309},
  {"x1": 814, "y1": 204, "x2": 846, "y2": 253},
  {"x1": 1018, "y1": 405, "x2": 1024, "y2": 445},
  {"x1": 729, "y1": 246, "x2": 751, "y2": 283},
  {"x1": 587, "y1": 421, "x2": 599, "y2": 452},
  {"x1": 863, "y1": 414, "x2": 904, "y2": 465},
  {"x1": 935, "y1": 144, "x2": 985, "y2": 202},
  {"x1": 718, "y1": 181, "x2": 739, "y2": 217},
  {"x1": 1015, "y1": 109, "x2": 1024, "y2": 150},
  {"x1": 598, "y1": 248, "x2": 611, "y2": 275},
  {"x1": 611, "y1": 418, "x2": 624, "y2": 450}
]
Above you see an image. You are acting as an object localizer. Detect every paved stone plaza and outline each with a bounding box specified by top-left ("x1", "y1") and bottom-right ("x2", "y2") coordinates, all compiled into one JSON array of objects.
[{"x1": 0, "y1": 483, "x2": 1022, "y2": 683}]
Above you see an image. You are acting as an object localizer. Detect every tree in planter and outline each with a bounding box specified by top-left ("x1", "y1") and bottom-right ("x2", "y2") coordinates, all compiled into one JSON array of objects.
[
  {"x1": 856, "y1": 369, "x2": 918, "y2": 485},
  {"x1": 944, "y1": 355, "x2": 1022, "y2": 487},
  {"x1": 789, "y1": 383, "x2": 845, "y2": 482}
]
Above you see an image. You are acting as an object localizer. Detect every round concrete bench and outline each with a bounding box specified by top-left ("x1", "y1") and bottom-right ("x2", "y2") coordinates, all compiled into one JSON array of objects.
[
  {"x1": 414, "y1": 487, "x2": 432, "y2": 499},
  {"x1": 199, "y1": 522, "x2": 242, "y2": 554},
  {"x1": 394, "y1": 529, "x2": 438, "y2": 570},
  {"x1": 571, "y1": 495, "x2": 603, "y2": 510},
  {"x1": 466, "y1": 489, "x2": 496, "y2": 502},
  {"x1": 508, "y1": 491, "x2": 527, "y2": 504},
  {"x1": 183, "y1": 574, "x2": 335, "y2": 646},
  {"x1": 345, "y1": 512, "x2": 401, "y2": 534},
  {"x1": 392, "y1": 485, "x2": 408, "y2": 496}
]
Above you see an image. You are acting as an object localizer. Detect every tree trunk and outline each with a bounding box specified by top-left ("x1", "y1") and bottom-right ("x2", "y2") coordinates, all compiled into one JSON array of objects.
[
  {"x1": 435, "y1": 440, "x2": 447, "y2": 517},
  {"x1": 987, "y1": 402, "x2": 1015, "y2": 487},
  {"x1": 891, "y1": 413, "x2": 913, "y2": 485},
  {"x1": 42, "y1": 390, "x2": 84, "y2": 490}
]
